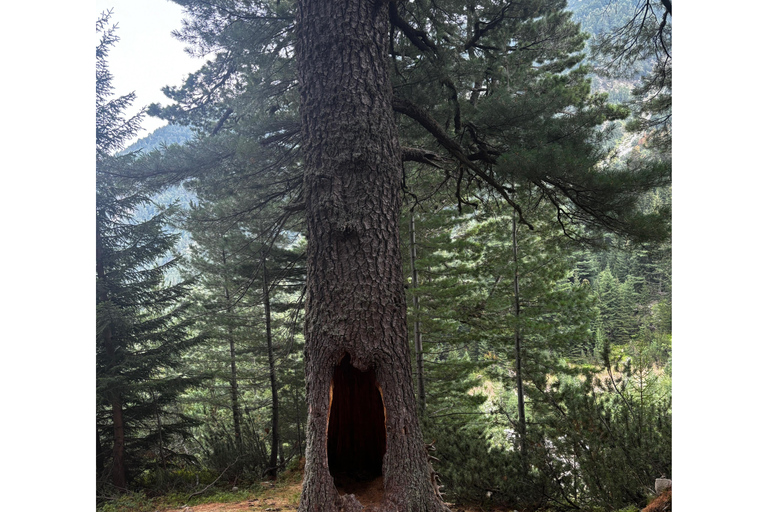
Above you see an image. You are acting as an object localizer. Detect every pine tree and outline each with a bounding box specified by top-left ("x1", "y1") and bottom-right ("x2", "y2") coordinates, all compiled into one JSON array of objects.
[
  {"x1": 181, "y1": 192, "x2": 306, "y2": 477},
  {"x1": 459, "y1": 197, "x2": 595, "y2": 459},
  {"x1": 402, "y1": 190, "x2": 600, "y2": 509},
  {"x1": 401, "y1": 200, "x2": 490, "y2": 428},
  {"x1": 96, "y1": 11, "x2": 204, "y2": 491}
]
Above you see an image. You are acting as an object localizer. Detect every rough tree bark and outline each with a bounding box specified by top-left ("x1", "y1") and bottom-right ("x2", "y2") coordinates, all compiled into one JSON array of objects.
[{"x1": 295, "y1": 1, "x2": 447, "y2": 511}]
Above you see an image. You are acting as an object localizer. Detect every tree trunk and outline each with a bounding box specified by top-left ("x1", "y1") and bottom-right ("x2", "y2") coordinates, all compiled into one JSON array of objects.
[
  {"x1": 97, "y1": 225, "x2": 127, "y2": 491},
  {"x1": 222, "y1": 250, "x2": 243, "y2": 449},
  {"x1": 228, "y1": 323, "x2": 243, "y2": 449},
  {"x1": 409, "y1": 212, "x2": 426, "y2": 415},
  {"x1": 110, "y1": 393, "x2": 127, "y2": 490},
  {"x1": 295, "y1": 1, "x2": 447, "y2": 511},
  {"x1": 512, "y1": 214, "x2": 528, "y2": 473},
  {"x1": 152, "y1": 391, "x2": 167, "y2": 471},
  {"x1": 264, "y1": 262, "x2": 280, "y2": 479}
]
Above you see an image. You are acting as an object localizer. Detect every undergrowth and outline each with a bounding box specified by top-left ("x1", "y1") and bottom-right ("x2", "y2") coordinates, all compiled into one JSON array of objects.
[{"x1": 97, "y1": 458, "x2": 304, "y2": 512}]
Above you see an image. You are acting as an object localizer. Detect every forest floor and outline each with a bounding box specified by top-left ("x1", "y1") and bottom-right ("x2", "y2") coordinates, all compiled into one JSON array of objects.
[
  {"x1": 103, "y1": 472, "x2": 480, "y2": 512},
  {"x1": 164, "y1": 482, "x2": 302, "y2": 512},
  {"x1": 157, "y1": 487, "x2": 669, "y2": 512},
  {"x1": 155, "y1": 468, "x2": 305, "y2": 512},
  {"x1": 99, "y1": 461, "x2": 668, "y2": 512},
  {"x1": 154, "y1": 479, "x2": 483, "y2": 512},
  {"x1": 155, "y1": 475, "x2": 433, "y2": 512}
]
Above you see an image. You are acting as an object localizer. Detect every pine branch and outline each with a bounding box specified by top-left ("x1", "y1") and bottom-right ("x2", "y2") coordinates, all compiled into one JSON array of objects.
[{"x1": 392, "y1": 96, "x2": 533, "y2": 229}]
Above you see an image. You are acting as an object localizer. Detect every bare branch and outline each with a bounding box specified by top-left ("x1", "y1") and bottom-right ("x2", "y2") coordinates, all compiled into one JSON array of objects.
[{"x1": 187, "y1": 456, "x2": 240, "y2": 500}]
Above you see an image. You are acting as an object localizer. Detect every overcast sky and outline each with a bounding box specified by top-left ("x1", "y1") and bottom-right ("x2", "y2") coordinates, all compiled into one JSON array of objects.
[{"x1": 96, "y1": 0, "x2": 204, "y2": 143}]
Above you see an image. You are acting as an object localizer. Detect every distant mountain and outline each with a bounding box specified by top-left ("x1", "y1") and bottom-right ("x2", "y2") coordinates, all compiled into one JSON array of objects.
[
  {"x1": 567, "y1": 0, "x2": 637, "y2": 42},
  {"x1": 120, "y1": 124, "x2": 197, "y2": 273},
  {"x1": 123, "y1": 124, "x2": 194, "y2": 155},
  {"x1": 122, "y1": 123, "x2": 197, "y2": 222},
  {"x1": 568, "y1": 0, "x2": 656, "y2": 74}
]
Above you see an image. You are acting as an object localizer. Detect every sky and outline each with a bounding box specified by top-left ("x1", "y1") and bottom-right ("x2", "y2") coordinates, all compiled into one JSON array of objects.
[{"x1": 95, "y1": 0, "x2": 204, "y2": 144}]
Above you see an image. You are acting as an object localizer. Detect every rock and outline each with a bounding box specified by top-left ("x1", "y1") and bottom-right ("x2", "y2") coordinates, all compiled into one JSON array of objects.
[{"x1": 655, "y1": 478, "x2": 672, "y2": 494}]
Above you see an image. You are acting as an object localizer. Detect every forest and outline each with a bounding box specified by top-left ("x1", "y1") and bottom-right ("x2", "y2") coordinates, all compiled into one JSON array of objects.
[{"x1": 96, "y1": 1, "x2": 672, "y2": 511}]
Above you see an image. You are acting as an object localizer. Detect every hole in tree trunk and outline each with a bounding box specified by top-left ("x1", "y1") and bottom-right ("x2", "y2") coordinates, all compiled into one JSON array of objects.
[{"x1": 328, "y1": 354, "x2": 386, "y2": 498}]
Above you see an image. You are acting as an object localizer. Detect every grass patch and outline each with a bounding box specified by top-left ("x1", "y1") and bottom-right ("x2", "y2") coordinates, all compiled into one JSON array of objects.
[
  {"x1": 98, "y1": 461, "x2": 305, "y2": 512},
  {"x1": 99, "y1": 487, "x2": 272, "y2": 512}
]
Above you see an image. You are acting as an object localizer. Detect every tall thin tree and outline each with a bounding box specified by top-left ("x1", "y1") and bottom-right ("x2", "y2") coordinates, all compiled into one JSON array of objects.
[{"x1": 97, "y1": 10, "x2": 203, "y2": 491}]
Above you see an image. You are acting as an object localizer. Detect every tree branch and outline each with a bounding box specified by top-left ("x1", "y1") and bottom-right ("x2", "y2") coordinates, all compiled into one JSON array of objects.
[
  {"x1": 392, "y1": 96, "x2": 533, "y2": 229},
  {"x1": 401, "y1": 147, "x2": 450, "y2": 168},
  {"x1": 464, "y1": 2, "x2": 513, "y2": 51},
  {"x1": 187, "y1": 456, "x2": 240, "y2": 500},
  {"x1": 210, "y1": 107, "x2": 233, "y2": 136},
  {"x1": 388, "y1": 2, "x2": 438, "y2": 54}
]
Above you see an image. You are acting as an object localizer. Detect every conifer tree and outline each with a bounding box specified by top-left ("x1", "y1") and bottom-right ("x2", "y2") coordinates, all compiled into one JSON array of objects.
[
  {"x1": 183, "y1": 208, "x2": 250, "y2": 451},
  {"x1": 403, "y1": 190, "x2": 601, "y2": 509},
  {"x1": 181, "y1": 191, "x2": 306, "y2": 477},
  {"x1": 401, "y1": 199, "x2": 490, "y2": 426},
  {"x1": 96, "y1": 11, "x2": 204, "y2": 491},
  {"x1": 460, "y1": 198, "x2": 594, "y2": 454}
]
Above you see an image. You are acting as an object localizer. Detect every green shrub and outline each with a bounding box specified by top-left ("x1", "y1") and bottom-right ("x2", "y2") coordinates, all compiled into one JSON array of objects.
[
  {"x1": 97, "y1": 492, "x2": 155, "y2": 512},
  {"x1": 424, "y1": 422, "x2": 552, "y2": 511}
]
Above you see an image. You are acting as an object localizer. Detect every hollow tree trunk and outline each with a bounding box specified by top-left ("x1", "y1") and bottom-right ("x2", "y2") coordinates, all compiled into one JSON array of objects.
[{"x1": 295, "y1": 1, "x2": 447, "y2": 511}]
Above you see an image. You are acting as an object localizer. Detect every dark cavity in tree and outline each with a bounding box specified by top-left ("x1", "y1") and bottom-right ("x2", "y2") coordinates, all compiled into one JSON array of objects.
[{"x1": 327, "y1": 353, "x2": 386, "y2": 488}]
